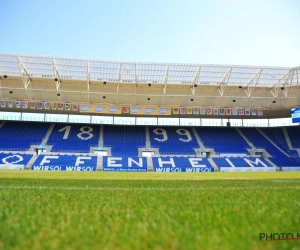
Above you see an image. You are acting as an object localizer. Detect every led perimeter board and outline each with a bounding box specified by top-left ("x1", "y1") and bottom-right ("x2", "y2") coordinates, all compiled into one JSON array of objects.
[{"x1": 291, "y1": 107, "x2": 300, "y2": 123}]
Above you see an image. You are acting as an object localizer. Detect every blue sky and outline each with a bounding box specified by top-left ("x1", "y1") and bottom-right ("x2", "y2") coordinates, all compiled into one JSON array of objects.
[{"x1": 0, "y1": 0, "x2": 299, "y2": 67}]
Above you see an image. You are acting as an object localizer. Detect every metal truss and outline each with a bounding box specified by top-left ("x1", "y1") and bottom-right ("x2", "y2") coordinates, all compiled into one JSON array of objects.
[
  {"x1": 161, "y1": 66, "x2": 169, "y2": 106},
  {"x1": 17, "y1": 57, "x2": 32, "y2": 100},
  {"x1": 216, "y1": 67, "x2": 232, "y2": 106},
  {"x1": 52, "y1": 59, "x2": 61, "y2": 102},
  {"x1": 270, "y1": 69, "x2": 294, "y2": 102}
]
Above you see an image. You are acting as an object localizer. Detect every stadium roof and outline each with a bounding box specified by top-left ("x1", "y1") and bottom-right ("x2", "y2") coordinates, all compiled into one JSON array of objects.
[
  {"x1": 0, "y1": 53, "x2": 299, "y2": 118},
  {"x1": 0, "y1": 53, "x2": 298, "y2": 86}
]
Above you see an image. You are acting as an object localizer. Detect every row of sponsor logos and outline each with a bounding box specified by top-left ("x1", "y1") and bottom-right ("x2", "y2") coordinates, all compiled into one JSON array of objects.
[
  {"x1": 1, "y1": 99, "x2": 264, "y2": 116},
  {"x1": 0, "y1": 153, "x2": 298, "y2": 171},
  {"x1": 0, "y1": 100, "x2": 79, "y2": 111},
  {"x1": 30, "y1": 166, "x2": 214, "y2": 172}
]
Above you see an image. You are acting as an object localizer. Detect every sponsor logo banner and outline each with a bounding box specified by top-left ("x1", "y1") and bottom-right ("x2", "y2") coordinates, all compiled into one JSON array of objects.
[
  {"x1": 154, "y1": 167, "x2": 214, "y2": 172},
  {"x1": 251, "y1": 108, "x2": 257, "y2": 115},
  {"x1": 281, "y1": 167, "x2": 300, "y2": 171},
  {"x1": 72, "y1": 103, "x2": 78, "y2": 111},
  {"x1": 129, "y1": 107, "x2": 171, "y2": 115},
  {"x1": 257, "y1": 108, "x2": 263, "y2": 116},
  {"x1": 173, "y1": 107, "x2": 179, "y2": 114},
  {"x1": 1, "y1": 100, "x2": 6, "y2": 108},
  {"x1": 152, "y1": 157, "x2": 214, "y2": 172},
  {"x1": 7, "y1": 100, "x2": 13, "y2": 108},
  {"x1": 123, "y1": 106, "x2": 129, "y2": 113},
  {"x1": 37, "y1": 102, "x2": 43, "y2": 109},
  {"x1": 15, "y1": 101, "x2": 21, "y2": 108},
  {"x1": 213, "y1": 107, "x2": 218, "y2": 115},
  {"x1": 103, "y1": 157, "x2": 147, "y2": 172},
  {"x1": 193, "y1": 108, "x2": 199, "y2": 115},
  {"x1": 58, "y1": 103, "x2": 64, "y2": 110},
  {"x1": 226, "y1": 108, "x2": 231, "y2": 115},
  {"x1": 80, "y1": 104, "x2": 122, "y2": 114},
  {"x1": 245, "y1": 108, "x2": 250, "y2": 115},
  {"x1": 44, "y1": 102, "x2": 50, "y2": 110},
  {"x1": 0, "y1": 164, "x2": 24, "y2": 170},
  {"x1": 187, "y1": 108, "x2": 192, "y2": 114},
  {"x1": 232, "y1": 108, "x2": 238, "y2": 115},
  {"x1": 30, "y1": 102, "x2": 35, "y2": 109},
  {"x1": 32, "y1": 166, "x2": 96, "y2": 171},
  {"x1": 239, "y1": 108, "x2": 244, "y2": 115},
  {"x1": 180, "y1": 107, "x2": 186, "y2": 114},
  {"x1": 21, "y1": 101, "x2": 28, "y2": 109},
  {"x1": 220, "y1": 167, "x2": 276, "y2": 172},
  {"x1": 219, "y1": 108, "x2": 225, "y2": 115},
  {"x1": 65, "y1": 103, "x2": 71, "y2": 111},
  {"x1": 51, "y1": 102, "x2": 57, "y2": 110}
]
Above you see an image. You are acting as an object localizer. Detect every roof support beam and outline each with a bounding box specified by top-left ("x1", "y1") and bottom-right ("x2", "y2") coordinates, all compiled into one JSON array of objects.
[
  {"x1": 0, "y1": 78, "x2": 2, "y2": 98},
  {"x1": 270, "y1": 69, "x2": 294, "y2": 100},
  {"x1": 216, "y1": 67, "x2": 232, "y2": 105},
  {"x1": 161, "y1": 66, "x2": 169, "y2": 106},
  {"x1": 277, "y1": 69, "x2": 295, "y2": 107},
  {"x1": 86, "y1": 62, "x2": 90, "y2": 103},
  {"x1": 190, "y1": 67, "x2": 201, "y2": 96},
  {"x1": 52, "y1": 59, "x2": 61, "y2": 101},
  {"x1": 115, "y1": 63, "x2": 122, "y2": 105},
  {"x1": 297, "y1": 69, "x2": 300, "y2": 106},
  {"x1": 17, "y1": 57, "x2": 31, "y2": 100},
  {"x1": 244, "y1": 69, "x2": 263, "y2": 98}
]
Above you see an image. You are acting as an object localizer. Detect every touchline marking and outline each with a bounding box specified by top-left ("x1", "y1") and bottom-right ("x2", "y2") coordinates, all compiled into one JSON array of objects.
[
  {"x1": 0, "y1": 185, "x2": 299, "y2": 191},
  {"x1": 271, "y1": 180, "x2": 300, "y2": 183}
]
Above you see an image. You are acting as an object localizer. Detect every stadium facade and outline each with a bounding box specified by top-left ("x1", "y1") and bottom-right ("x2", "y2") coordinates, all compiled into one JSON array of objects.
[{"x1": 0, "y1": 53, "x2": 299, "y2": 172}]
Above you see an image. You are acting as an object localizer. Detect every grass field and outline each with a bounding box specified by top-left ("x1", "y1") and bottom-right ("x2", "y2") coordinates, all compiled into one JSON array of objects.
[{"x1": 0, "y1": 171, "x2": 299, "y2": 250}]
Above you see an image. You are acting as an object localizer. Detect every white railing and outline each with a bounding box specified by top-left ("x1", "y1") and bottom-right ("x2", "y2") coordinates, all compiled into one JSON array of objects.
[{"x1": 0, "y1": 111, "x2": 298, "y2": 127}]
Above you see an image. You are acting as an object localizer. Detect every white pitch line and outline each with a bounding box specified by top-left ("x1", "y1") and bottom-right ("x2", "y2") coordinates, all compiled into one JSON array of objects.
[
  {"x1": 271, "y1": 180, "x2": 300, "y2": 183},
  {"x1": 0, "y1": 185, "x2": 299, "y2": 191}
]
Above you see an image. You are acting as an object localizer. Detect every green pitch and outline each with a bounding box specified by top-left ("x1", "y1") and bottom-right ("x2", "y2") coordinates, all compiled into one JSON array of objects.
[{"x1": 0, "y1": 171, "x2": 299, "y2": 250}]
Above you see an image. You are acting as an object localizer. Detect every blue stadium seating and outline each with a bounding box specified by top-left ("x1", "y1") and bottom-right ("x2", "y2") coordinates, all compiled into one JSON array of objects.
[
  {"x1": 195, "y1": 127, "x2": 250, "y2": 154},
  {"x1": 0, "y1": 122, "x2": 50, "y2": 150},
  {"x1": 240, "y1": 128, "x2": 299, "y2": 167},
  {"x1": 102, "y1": 156, "x2": 147, "y2": 168},
  {"x1": 32, "y1": 154, "x2": 97, "y2": 167},
  {"x1": 0, "y1": 152, "x2": 33, "y2": 165},
  {"x1": 152, "y1": 156, "x2": 213, "y2": 168},
  {"x1": 261, "y1": 127, "x2": 298, "y2": 157},
  {"x1": 212, "y1": 157, "x2": 272, "y2": 168},
  {"x1": 103, "y1": 125, "x2": 145, "y2": 156},
  {"x1": 286, "y1": 127, "x2": 300, "y2": 148},
  {"x1": 47, "y1": 124, "x2": 99, "y2": 153},
  {"x1": 0, "y1": 121, "x2": 299, "y2": 170},
  {"x1": 149, "y1": 127, "x2": 198, "y2": 155}
]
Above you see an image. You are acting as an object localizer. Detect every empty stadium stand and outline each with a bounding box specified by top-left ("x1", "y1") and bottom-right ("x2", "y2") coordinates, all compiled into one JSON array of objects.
[
  {"x1": 212, "y1": 157, "x2": 273, "y2": 168},
  {"x1": 195, "y1": 127, "x2": 250, "y2": 155},
  {"x1": 152, "y1": 156, "x2": 214, "y2": 172},
  {"x1": 47, "y1": 124, "x2": 100, "y2": 153},
  {"x1": 0, "y1": 121, "x2": 50, "y2": 150},
  {"x1": 0, "y1": 121, "x2": 299, "y2": 171},
  {"x1": 149, "y1": 127, "x2": 198, "y2": 155},
  {"x1": 260, "y1": 127, "x2": 298, "y2": 157},
  {"x1": 286, "y1": 126, "x2": 300, "y2": 148},
  {"x1": 103, "y1": 125, "x2": 145, "y2": 156},
  {"x1": 240, "y1": 127, "x2": 299, "y2": 167},
  {"x1": 32, "y1": 154, "x2": 97, "y2": 171},
  {"x1": 0, "y1": 152, "x2": 33, "y2": 165}
]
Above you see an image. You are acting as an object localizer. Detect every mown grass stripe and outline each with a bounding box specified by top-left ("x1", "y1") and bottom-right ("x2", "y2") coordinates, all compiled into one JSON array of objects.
[{"x1": 0, "y1": 185, "x2": 299, "y2": 190}]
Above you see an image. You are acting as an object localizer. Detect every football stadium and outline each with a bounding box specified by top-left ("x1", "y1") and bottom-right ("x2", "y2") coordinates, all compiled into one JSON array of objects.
[{"x1": 0, "y1": 53, "x2": 299, "y2": 249}]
